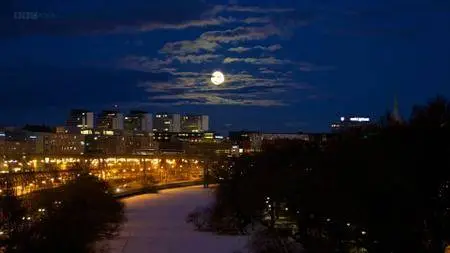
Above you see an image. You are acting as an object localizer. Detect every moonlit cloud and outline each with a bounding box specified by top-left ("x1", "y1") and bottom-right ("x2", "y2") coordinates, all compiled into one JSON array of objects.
[
  {"x1": 228, "y1": 44, "x2": 282, "y2": 53},
  {"x1": 1, "y1": 0, "x2": 447, "y2": 133},
  {"x1": 223, "y1": 57, "x2": 292, "y2": 65},
  {"x1": 242, "y1": 17, "x2": 272, "y2": 24},
  {"x1": 205, "y1": 5, "x2": 295, "y2": 17},
  {"x1": 256, "y1": 44, "x2": 283, "y2": 51},
  {"x1": 2, "y1": 0, "x2": 301, "y2": 38},
  {"x1": 200, "y1": 25, "x2": 283, "y2": 43},
  {"x1": 135, "y1": 68, "x2": 310, "y2": 106},
  {"x1": 159, "y1": 25, "x2": 284, "y2": 56},
  {"x1": 159, "y1": 40, "x2": 220, "y2": 55},
  {"x1": 113, "y1": 2, "x2": 322, "y2": 107},
  {"x1": 172, "y1": 54, "x2": 222, "y2": 64},
  {"x1": 136, "y1": 17, "x2": 237, "y2": 31},
  {"x1": 145, "y1": 93, "x2": 288, "y2": 106},
  {"x1": 259, "y1": 67, "x2": 277, "y2": 74},
  {"x1": 224, "y1": 5, "x2": 295, "y2": 13},
  {"x1": 228, "y1": 47, "x2": 252, "y2": 53},
  {"x1": 120, "y1": 56, "x2": 173, "y2": 72}
]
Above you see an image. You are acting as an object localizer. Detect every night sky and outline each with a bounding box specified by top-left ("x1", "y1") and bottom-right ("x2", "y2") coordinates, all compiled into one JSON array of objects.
[{"x1": 1, "y1": 0, "x2": 449, "y2": 133}]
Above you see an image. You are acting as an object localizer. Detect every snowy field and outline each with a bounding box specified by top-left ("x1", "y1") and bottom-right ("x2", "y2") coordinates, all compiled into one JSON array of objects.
[{"x1": 104, "y1": 186, "x2": 248, "y2": 253}]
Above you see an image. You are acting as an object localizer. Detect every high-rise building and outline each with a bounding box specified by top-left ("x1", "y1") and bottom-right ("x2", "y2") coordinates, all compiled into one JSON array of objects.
[
  {"x1": 153, "y1": 113, "x2": 181, "y2": 132},
  {"x1": 181, "y1": 115, "x2": 209, "y2": 132},
  {"x1": 97, "y1": 110, "x2": 124, "y2": 130},
  {"x1": 66, "y1": 109, "x2": 94, "y2": 131},
  {"x1": 124, "y1": 111, "x2": 152, "y2": 132}
]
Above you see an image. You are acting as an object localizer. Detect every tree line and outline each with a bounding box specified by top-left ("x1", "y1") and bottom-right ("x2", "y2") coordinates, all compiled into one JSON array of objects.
[
  {"x1": 0, "y1": 171, "x2": 125, "y2": 253},
  {"x1": 195, "y1": 96, "x2": 450, "y2": 253}
]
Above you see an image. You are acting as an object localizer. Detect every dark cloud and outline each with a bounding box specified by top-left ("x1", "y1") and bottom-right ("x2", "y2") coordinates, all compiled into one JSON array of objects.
[
  {"x1": 0, "y1": 1, "x2": 313, "y2": 38},
  {"x1": 0, "y1": 0, "x2": 211, "y2": 37},
  {"x1": 0, "y1": 65, "x2": 169, "y2": 108},
  {"x1": 298, "y1": 62, "x2": 336, "y2": 72}
]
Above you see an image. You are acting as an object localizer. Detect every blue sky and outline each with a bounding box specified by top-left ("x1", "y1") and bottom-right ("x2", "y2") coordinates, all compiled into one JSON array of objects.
[{"x1": 0, "y1": 0, "x2": 449, "y2": 133}]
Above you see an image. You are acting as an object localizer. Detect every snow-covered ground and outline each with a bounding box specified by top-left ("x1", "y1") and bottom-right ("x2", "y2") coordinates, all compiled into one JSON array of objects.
[{"x1": 105, "y1": 186, "x2": 248, "y2": 253}]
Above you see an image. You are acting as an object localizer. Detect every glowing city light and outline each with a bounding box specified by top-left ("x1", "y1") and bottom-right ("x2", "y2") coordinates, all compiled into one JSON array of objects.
[{"x1": 349, "y1": 117, "x2": 370, "y2": 122}]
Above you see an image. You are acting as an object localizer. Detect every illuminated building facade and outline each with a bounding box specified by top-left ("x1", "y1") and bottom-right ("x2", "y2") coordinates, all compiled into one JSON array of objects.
[
  {"x1": 0, "y1": 129, "x2": 38, "y2": 157},
  {"x1": 261, "y1": 133, "x2": 310, "y2": 142},
  {"x1": 1, "y1": 109, "x2": 221, "y2": 159},
  {"x1": 331, "y1": 117, "x2": 372, "y2": 132},
  {"x1": 153, "y1": 113, "x2": 181, "y2": 132},
  {"x1": 153, "y1": 131, "x2": 220, "y2": 143},
  {"x1": 97, "y1": 110, "x2": 124, "y2": 130},
  {"x1": 124, "y1": 111, "x2": 153, "y2": 132},
  {"x1": 229, "y1": 131, "x2": 262, "y2": 153},
  {"x1": 84, "y1": 134, "x2": 125, "y2": 155},
  {"x1": 66, "y1": 109, "x2": 94, "y2": 132},
  {"x1": 185, "y1": 141, "x2": 232, "y2": 156},
  {"x1": 124, "y1": 133, "x2": 157, "y2": 154},
  {"x1": 35, "y1": 132, "x2": 84, "y2": 155},
  {"x1": 229, "y1": 131, "x2": 326, "y2": 153},
  {"x1": 84, "y1": 131, "x2": 156, "y2": 155},
  {"x1": 181, "y1": 115, "x2": 209, "y2": 132}
]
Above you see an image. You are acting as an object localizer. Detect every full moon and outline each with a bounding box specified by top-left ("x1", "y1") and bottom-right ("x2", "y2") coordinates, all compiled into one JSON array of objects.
[{"x1": 211, "y1": 71, "x2": 225, "y2": 85}]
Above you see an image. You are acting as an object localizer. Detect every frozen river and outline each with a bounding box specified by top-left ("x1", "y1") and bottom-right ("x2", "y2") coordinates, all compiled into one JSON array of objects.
[{"x1": 105, "y1": 186, "x2": 247, "y2": 253}]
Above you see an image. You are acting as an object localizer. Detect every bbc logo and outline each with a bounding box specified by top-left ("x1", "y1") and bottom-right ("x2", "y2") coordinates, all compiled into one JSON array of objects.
[
  {"x1": 14, "y1": 12, "x2": 38, "y2": 20},
  {"x1": 13, "y1": 12, "x2": 55, "y2": 20}
]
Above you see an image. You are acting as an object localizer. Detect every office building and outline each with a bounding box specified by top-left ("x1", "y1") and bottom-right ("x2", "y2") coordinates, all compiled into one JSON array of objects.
[
  {"x1": 84, "y1": 134, "x2": 126, "y2": 155},
  {"x1": 97, "y1": 110, "x2": 124, "y2": 130},
  {"x1": 124, "y1": 133, "x2": 157, "y2": 154},
  {"x1": 35, "y1": 132, "x2": 84, "y2": 156},
  {"x1": 229, "y1": 131, "x2": 262, "y2": 153},
  {"x1": 331, "y1": 116, "x2": 372, "y2": 132},
  {"x1": 124, "y1": 111, "x2": 152, "y2": 132},
  {"x1": 181, "y1": 115, "x2": 209, "y2": 132},
  {"x1": 153, "y1": 131, "x2": 219, "y2": 144},
  {"x1": 66, "y1": 109, "x2": 94, "y2": 131},
  {"x1": 153, "y1": 113, "x2": 181, "y2": 132},
  {"x1": 0, "y1": 128, "x2": 39, "y2": 157},
  {"x1": 261, "y1": 133, "x2": 310, "y2": 142}
]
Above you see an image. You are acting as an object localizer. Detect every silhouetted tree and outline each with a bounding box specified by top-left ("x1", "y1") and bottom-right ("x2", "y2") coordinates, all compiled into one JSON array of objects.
[
  {"x1": 207, "y1": 96, "x2": 450, "y2": 253},
  {"x1": 1, "y1": 175, "x2": 125, "y2": 253},
  {"x1": 411, "y1": 96, "x2": 450, "y2": 128}
]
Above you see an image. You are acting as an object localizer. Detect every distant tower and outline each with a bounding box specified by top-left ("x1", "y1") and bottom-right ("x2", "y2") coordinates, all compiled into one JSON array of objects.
[{"x1": 391, "y1": 96, "x2": 403, "y2": 123}]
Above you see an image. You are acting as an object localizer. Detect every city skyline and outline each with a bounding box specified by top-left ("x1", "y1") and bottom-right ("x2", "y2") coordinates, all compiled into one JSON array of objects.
[
  {"x1": 1, "y1": 0, "x2": 449, "y2": 133},
  {"x1": 0, "y1": 107, "x2": 371, "y2": 134},
  {"x1": 3, "y1": 109, "x2": 211, "y2": 133}
]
